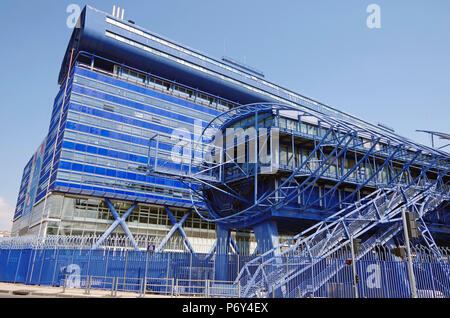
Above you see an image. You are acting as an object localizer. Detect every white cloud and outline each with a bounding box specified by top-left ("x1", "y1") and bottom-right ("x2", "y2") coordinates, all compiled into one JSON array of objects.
[{"x1": 0, "y1": 197, "x2": 13, "y2": 232}]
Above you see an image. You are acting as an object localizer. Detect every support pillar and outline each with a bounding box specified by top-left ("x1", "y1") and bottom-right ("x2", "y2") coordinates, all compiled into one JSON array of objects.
[
  {"x1": 215, "y1": 225, "x2": 231, "y2": 281},
  {"x1": 253, "y1": 220, "x2": 280, "y2": 257},
  {"x1": 253, "y1": 220, "x2": 283, "y2": 297}
]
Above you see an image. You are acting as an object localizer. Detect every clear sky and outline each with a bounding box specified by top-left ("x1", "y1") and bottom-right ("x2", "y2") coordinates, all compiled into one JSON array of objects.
[{"x1": 0, "y1": 0, "x2": 448, "y2": 231}]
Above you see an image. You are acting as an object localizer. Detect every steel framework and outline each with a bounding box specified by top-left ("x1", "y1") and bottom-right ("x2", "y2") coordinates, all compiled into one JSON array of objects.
[
  {"x1": 146, "y1": 102, "x2": 449, "y2": 296},
  {"x1": 149, "y1": 103, "x2": 448, "y2": 225}
]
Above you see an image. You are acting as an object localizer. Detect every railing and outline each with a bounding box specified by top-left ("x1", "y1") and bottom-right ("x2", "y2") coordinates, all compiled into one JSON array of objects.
[
  {"x1": 76, "y1": 63, "x2": 231, "y2": 113},
  {"x1": 238, "y1": 255, "x2": 450, "y2": 299},
  {"x1": 236, "y1": 178, "x2": 449, "y2": 297},
  {"x1": 60, "y1": 274, "x2": 239, "y2": 297},
  {"x1": 144, "y1": 277, "x2": 175, "y2": 296}
]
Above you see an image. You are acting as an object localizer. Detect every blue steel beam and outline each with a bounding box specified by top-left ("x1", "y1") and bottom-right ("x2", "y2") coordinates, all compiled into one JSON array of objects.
[
  {"x1": 188, "y1": 126, "x2": 338, "y2": 227},
  {"x1": 215, "y1": 225, "x2": 232, "y2": 281},
  {"x1": 296, "y1": 144, "x2": 411, "y2": 212},
  {"x1": 155, "y1": 207, "x2": 196, "y2": 255},
  {"x1": 278, "y1": 134, "x2": 380, "y2": 209},
  {"x1": 148, "y1": 103, "x2": 448, "y2": 230},
  {"x1": 92, "y1": 199, "x2": 139, "y2": 251}
]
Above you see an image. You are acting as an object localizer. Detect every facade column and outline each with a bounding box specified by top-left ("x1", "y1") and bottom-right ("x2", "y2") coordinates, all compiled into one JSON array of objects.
[
  {"x1": 253, "y1": 220, "x2": 280, "y2": 257},
  {"x1": 215, "y1": 225, "x2": 231, "y2": 281},
  {"x1": 253, "y1": 220, "x2": 282, "y2": 297}
]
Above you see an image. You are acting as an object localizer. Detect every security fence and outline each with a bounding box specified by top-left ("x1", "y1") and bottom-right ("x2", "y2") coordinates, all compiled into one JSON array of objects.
[
  {"x1": 0, "y1": 236, "x2": 448, "y2": 298},
  {"x1": 245, "y1": 254, "x2": 449, "y2": 298},
  {"x1": 59, "y1": 274, "x2": 241, "y2": 297}
]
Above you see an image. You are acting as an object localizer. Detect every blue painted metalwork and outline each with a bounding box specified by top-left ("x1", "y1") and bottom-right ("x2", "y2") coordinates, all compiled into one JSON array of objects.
[
  {"x1": 253, "y1": 221, "x2": 280, "y2": 255},
  {"x1": 148, "y1": 103, "x2": 448, "y2": 228},
  {"x1": 0, "y1": 238, "x2": 448, "y2": 298},
  {"x1": 235, "y1": 169, "x2": 449, "y2": 297},
  {"x1": 10, "y1": 5, "x2": 450, "y2": 298},
  {"x1": 215, "y1": 225, "x2": 232, "y2": 281},
  {"x1": 148, "y1": 101, "x2": 449, "y2": 297},
  {"x1": 155, "y1": 207, "x2": 195, "y2": 254},
  {"x1": 92, "y1": 199, "x2": 139, "y2": 251}
]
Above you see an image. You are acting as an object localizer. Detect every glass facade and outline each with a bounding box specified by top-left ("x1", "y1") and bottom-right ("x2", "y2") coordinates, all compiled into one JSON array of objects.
[
  {"x1": 55, "y1": 65, "x2": 220, "y2": 204},
  {"x1": 11, "y1": 60, "x2": 237, "y2": 247}
]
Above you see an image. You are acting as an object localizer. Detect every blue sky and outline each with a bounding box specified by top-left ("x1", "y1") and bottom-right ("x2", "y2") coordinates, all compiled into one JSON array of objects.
[{"x1": 0, "y1": 0, "x2": 448, "y2": 230}]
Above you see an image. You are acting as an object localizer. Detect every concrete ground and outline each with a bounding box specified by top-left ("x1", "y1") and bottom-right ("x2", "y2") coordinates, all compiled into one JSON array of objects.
[{"x1": 0, "y1": 282, "x2": 176, "y2": 298}]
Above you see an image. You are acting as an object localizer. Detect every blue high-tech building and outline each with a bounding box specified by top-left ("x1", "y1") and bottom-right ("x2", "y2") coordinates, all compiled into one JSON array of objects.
[{"x1": 12, "y1": 5, "x2": 449, "y2": 257}]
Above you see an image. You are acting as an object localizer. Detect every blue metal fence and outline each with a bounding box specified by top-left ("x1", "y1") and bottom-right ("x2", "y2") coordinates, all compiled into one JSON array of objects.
[{"x1": 0, "y1": 244, "x2": 448, "y2": 298}]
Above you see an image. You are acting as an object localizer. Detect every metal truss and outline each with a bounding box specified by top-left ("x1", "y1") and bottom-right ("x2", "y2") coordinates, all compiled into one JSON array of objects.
[
  {"x1": 235, "y1": 167, "x2": 449, "y2": 297},
  {"x1": 147, "y1": 103, "x2": 449, "y2": 230},
  {"x1": 144, "y1": 102, "x2": 449, "y2": 296}
]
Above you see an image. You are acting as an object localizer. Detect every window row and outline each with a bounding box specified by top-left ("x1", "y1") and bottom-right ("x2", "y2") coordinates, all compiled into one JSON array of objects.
[
  {"x1": 63, "y1": 129, "x2": 150, "y2": 156},
  {"x1": 278, "y1": 145, "x2": 396, "y2": 183},
  {"x1": 56, "y1": 168, "x2": 191, "y2": 200},
  {"x1": 67, "y1": 103, "x2": 203, "y2": 147},
  {"x1": 70, "y1": 93, "x2": 199, "y2": 135},
  {"x1": 74, "y1": 73, "x2": 219, "y2": 122},
  {"x1": 53, "y1": 197, "x2": 215, "y2": 230}
]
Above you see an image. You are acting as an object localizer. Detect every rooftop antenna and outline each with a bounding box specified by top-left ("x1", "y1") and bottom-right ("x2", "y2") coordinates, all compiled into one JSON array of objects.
[{"x1": 112, "y1": 5, "x2": 125, "y2": 20}]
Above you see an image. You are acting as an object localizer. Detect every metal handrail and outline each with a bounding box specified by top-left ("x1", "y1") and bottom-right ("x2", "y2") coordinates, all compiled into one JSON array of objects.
[{"x1": 60, "y1": 274, "x2": 238, "y2": 298}]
